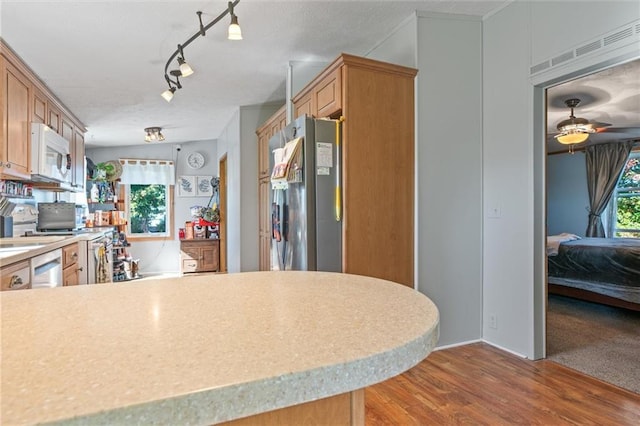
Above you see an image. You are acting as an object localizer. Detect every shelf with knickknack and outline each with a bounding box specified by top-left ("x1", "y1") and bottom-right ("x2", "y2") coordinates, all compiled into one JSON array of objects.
[{"x1": 112, "y1": 231, "x2": 140, "y2": 282}]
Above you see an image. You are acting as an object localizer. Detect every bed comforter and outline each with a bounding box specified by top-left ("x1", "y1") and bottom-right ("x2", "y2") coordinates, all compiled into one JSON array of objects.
[{"x1": 547, "y1": 237, "x2": 640, "y2": 304}]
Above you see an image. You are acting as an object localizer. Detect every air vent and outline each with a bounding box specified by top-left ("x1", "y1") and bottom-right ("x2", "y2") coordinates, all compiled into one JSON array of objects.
[
  {"x1": 603, "y1": 27, "x2": 633, "y2": 46},
  {"x1": 530, "y1": 60, "x2": 550, "y2": 75},
  {"x1": 551, "y1": 51, "x2": 574, "y2": 66},
  {"x1": 576, "y1": 40, "x2": 601, "y2": 57},
  {"x1": 529, "y1": 19, "x2": 640, "y2": 77}
]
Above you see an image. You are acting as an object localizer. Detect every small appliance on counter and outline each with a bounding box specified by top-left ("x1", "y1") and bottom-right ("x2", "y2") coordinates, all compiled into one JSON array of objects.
[{"x1": 37, "y1": 201, "x2": 84, "y2": 231}]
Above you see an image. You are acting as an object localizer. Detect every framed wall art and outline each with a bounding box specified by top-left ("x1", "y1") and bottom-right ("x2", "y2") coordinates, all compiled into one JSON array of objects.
[
  {"x1": 178, "y1": 176, "x2": 196, "y2": 197},
  {"x1": 196, "y1": 176, "x2": 214, "y2": 197}
]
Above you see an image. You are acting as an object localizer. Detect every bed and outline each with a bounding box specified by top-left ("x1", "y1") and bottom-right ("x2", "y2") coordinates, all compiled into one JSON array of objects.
[{"x1": 547, "y1": 236, "x2": 640, "y2": 311}]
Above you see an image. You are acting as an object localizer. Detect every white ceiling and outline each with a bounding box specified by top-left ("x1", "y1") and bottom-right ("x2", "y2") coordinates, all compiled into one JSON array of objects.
[
  {"x1": 2, "y1": 1, "x2": 637, "y2": 151},
  {"x1": 1, "y1": 0, "x2": 508, "y2": 148}
]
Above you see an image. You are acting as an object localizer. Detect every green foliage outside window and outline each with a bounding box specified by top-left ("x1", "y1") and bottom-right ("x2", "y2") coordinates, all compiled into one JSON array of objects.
[
  {"x1": 129, "y1": 184, "x2": 167, "y2": 234},
  {"x1": 614, "y1": 157, "x2": 640, "y2": 238}
]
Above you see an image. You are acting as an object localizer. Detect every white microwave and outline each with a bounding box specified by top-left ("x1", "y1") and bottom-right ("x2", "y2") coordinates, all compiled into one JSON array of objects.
[{"x1": 30, "y1": 123, "x2": 72, "y2": 184}]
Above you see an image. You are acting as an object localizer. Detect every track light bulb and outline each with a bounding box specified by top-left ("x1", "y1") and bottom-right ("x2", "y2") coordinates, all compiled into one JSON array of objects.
[
  {"x1": 161, "y1": 86, "x2": 176, "y2": 102},
  {"x1": 178, "y1": 57, "x2": 194, "y2": 77},
  {"x1": 228, "y1": 14, "x2": 242, "y2": 40}
]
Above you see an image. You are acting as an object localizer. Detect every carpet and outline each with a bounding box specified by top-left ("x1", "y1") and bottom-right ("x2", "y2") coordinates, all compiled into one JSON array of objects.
[{"x1": 546, "y1": 294, "x2": 640, "y2": 394}]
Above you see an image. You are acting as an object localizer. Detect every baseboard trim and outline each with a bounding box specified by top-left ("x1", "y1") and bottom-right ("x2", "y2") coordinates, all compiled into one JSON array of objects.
[
  {"x1": 481, "y1": 340, "x2": 527, "y2": 359},
  {"x1": 434, "y1": 339, "x2": 482, "y2": 351}
]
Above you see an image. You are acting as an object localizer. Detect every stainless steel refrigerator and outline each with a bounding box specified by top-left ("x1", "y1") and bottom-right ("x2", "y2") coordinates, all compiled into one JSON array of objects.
[{"x1": 269, "y1": 115, "x2": 341, "y2": 272}]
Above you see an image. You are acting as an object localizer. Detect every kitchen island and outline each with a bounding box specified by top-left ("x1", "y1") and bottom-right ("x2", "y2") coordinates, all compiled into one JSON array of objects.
[{"x1": 1, "y1": 271, "x2": 439, "y2": 425}]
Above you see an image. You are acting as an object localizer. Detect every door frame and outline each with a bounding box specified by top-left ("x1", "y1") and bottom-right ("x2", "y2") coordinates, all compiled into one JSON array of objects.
[
  {"x1": 219, "y1": 155, "x2": 228, "y2": 273},
  {"x1": 532, "y1": 52, "x2": 640, "y2": 359}
]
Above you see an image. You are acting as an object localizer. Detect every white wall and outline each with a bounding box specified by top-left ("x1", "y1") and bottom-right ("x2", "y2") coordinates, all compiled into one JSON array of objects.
[
  {"x1": 216, "y1": 103, "x2": 282, "y2": 272},
  {"x1": 87, "y1": 140, "x2": 218, "y2": 274},
  {"x1": 546, "y1": 153, "x2": 589, "y2": 237},
  {"x1": 483, "y1": 0, "x2": 640, "y2": 358},
  {"x1": 368, "y1": 12, "x2": 483, "y2": 347}
]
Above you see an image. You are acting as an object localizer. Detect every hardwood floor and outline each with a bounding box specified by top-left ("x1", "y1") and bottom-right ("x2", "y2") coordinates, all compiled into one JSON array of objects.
[{"x1": 365, "y1": 343, "x2": 640, "y2": 425}]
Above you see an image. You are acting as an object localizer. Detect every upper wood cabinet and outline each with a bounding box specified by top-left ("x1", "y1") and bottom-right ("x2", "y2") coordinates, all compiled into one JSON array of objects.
[
  {"x1": 31, "y1": 87, "x2": 47, "y2": 125},
  {"x1": 1, "y1": 40, "x2": 86, "y2": 189},
  {"x1": 290, "y1": 54, "x2": 417, "y2": 287},
  {"x1": 292, "y1": 65, "x2": 342, "y2": 119},
  {"x1": 1, "y1": 57, "x2": 31, "y2": 179},
  {"x1": 256, "y1": 105, "x2": 286, "y2": 180}
]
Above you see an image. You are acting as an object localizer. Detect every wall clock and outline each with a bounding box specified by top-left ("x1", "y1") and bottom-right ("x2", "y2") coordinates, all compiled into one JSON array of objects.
[{"x1": 187, "y1": 152, "x2": 205, "y2": 169}]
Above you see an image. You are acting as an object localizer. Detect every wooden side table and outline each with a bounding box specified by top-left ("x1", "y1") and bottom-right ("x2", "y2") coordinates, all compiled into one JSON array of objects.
[{"x1": 180, "y1": 239, "x2": 220, "y2": 273}]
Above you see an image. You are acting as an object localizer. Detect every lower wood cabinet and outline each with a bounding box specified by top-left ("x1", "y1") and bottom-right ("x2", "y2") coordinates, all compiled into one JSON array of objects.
[
  {"x1": 1, "y1": 261, "x2": 31, "y2": 291},
  {"x1": 62, "y1": 243, "x2": 80, "y2": 286},
  {"x1": 180, "y1": 239, "x2": 220, "y2": 273}
]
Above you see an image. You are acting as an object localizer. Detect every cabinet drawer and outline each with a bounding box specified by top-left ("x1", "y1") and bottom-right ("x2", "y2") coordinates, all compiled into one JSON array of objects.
[
  {"x1": 1, "y1": 261, "x2": 31, "y2": 291},
  {"x1": 62, "y1": 243, "x2": 79, "y2": 268},
  {"x1": 181, "y1": 259, "x2": 199, "y2": 273}
]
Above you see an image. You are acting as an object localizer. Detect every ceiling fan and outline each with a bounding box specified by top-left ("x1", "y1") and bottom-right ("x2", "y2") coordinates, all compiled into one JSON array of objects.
[{"x1": 553, "y1": 98, "x2": 610, "y2": 145}]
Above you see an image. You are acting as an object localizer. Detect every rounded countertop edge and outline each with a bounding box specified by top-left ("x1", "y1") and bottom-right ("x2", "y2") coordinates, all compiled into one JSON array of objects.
[
  {"x1": 5, "y1": 271, "x2": 440, "y2": 425},
  {"x1": 56, "y1": 319, "x2": 439, "y2": 426}
]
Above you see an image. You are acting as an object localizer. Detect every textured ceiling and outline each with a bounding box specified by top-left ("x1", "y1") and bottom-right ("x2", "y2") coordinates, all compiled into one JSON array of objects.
[
  {"x1": 1, "y1": 0, "x2": 507, "y2": 147},
  {"x1": 3, "y1": 1, "x2": 636, "y2": 151},
  {"x1": 546, "y1": 58, "x2": 640, "y2": 153}
]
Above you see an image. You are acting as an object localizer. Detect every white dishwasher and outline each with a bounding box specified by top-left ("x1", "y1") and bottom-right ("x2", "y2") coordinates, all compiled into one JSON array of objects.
[{"x1": 30, "y1": 249, "x2": 63, "y2": 289}]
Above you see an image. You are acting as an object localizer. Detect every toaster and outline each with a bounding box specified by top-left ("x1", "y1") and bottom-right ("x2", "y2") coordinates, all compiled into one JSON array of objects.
[{"x1": 37, "y1": 202, "x2": 77, "y2": 231}]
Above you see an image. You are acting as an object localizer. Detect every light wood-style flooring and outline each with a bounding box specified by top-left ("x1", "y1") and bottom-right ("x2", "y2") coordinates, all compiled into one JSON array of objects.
[{"x1": 365, "y1": 343, "x2": 640, "y2": 425}]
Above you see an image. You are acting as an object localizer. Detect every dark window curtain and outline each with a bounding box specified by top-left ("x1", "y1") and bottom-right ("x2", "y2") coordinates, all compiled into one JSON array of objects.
[{"x1": 585, "y1": 141, "x2": 634, "y2": 237}]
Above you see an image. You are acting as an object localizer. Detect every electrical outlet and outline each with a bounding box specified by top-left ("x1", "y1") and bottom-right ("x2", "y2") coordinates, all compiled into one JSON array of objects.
[
  {"x1": 488, "y1": 206, "x2": 501, "y2": 218},
  {"x1": 488, "y1": 314, "x2": 497, "y2": 329}
]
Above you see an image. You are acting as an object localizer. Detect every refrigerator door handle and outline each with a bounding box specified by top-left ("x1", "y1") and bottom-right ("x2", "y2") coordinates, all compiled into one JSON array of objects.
[{"x1": 335, "y1": 117, "x2": 344, "y2": 222}]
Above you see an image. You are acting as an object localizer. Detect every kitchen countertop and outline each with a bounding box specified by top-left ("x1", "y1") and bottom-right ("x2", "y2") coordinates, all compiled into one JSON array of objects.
[
  {"x1": 0, "y1": 271, "x2": 439, "y2": 425},
  {"x1": 0, "y1": 231, "x2": 109, "y2": 266}
]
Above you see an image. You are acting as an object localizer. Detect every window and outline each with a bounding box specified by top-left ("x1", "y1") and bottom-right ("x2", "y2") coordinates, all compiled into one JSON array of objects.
[
  {"x1": 119, "y1": 159, "x2": 175, "y2": 240},
  {"x1": 124, "y1": 184, "x2": 171, "y2": 237},
  {"x1": 610, "y1": 152, "x2": 640, "y2": 238}
]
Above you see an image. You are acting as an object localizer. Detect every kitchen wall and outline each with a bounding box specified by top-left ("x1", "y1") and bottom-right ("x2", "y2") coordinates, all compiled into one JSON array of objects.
[
  {"x1": 216, "y1": 102, "x2": 282, "y2": 273},
  {"x1": 546, "y1": 152, "x2": 590, "y2": 237},
  {"x1": 86, "y1": 140, "x2": 217, "y2": 275}
]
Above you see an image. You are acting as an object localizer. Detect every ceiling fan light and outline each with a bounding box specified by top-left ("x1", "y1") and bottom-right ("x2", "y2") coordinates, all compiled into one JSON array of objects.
[
  {"x1": 556, "y1": 132, "x2": 590, "y2": 144},
  {"x1": 228, "y1": 15, "x2": 242, "y2": 40}
]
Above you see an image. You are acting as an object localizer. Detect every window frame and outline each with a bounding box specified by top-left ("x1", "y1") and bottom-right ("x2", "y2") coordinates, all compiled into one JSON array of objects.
[
  {"x1": 119, "y1": 184, "x2": 175, "y2": 241},
  {"x1": 608, "y1": 150, "x2": 640, "y2": 238}
]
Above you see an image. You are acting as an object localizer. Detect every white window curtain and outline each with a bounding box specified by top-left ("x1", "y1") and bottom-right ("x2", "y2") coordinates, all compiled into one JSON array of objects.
[{"x1": 119, "y1": 159, "x2": 175, "y2": 185}]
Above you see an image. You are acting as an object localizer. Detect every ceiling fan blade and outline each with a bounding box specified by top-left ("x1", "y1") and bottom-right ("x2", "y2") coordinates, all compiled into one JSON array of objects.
[
  {"x1": 597, "y1": 127, "x2": 640, "y2": 134},
  {"x1": 589, "y1": 121, "x2": 612, "y2": 129}
]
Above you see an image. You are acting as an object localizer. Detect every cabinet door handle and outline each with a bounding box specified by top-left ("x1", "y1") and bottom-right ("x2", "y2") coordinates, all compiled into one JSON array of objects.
[
  {"x1": 5, "y1": 163, "x2": 11, "y2": 169},
  {"x1": 71, "y1": 253, "x2": 78, "y2": 260},
  {"x1": 77, "y1": 267, "x2": 84, "y2": 272},
  {"x1": 9, "y1": 275, "x2": 24, "y2": 288}
]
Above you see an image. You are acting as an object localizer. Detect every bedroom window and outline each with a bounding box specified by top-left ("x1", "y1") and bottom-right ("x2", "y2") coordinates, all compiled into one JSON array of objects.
[{"x1": 611, "y1": 152, "x2": 640, "y2": 238}]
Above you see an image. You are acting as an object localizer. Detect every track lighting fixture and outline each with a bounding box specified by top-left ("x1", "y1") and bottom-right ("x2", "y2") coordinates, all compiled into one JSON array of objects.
[
  {"x1": 144, "y1": 127, "x2": 165, "y2": 143},
  {"x1": 177, "y1": 45, "x2": 194, "y2": 77},
  {"x1": 161, "y1": 0, "x2": 242, "y2": 102}
]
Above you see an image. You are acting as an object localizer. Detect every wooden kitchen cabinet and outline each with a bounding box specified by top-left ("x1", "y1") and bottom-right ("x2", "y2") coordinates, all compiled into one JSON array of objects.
[
  {"x1": 31, "y1": 87, "x2": 47, "y2": 124},
  {"x1": 1, "y1": 260, "x2": 31, "y2": 291},
  {"x1": 62, "y1": 242, "x2": 80, "y2": 286},
  {"x1": 0, "y1": 55, "x2": 31, "y2": 179},
  {"x1": 286, "y1": 54, "x2": 417, "y2": 287},
  {"x1": 180, "y1": 239, "x2": 220, "y2": 273},
  {"x1": 256, "y1": 105, "x2": 286, "y2": 271},
  {"x1": 1, "y1": 39, "x2": 86, "y2": 189}
]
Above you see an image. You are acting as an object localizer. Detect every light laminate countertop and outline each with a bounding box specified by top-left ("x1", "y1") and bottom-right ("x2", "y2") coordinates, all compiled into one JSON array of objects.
[
  {"x1": 0, "y1": 231, "x2": 110, "y2": 266},
  {"x1": 1, "y1": 271, "x2": 439, "y2": 425}
]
